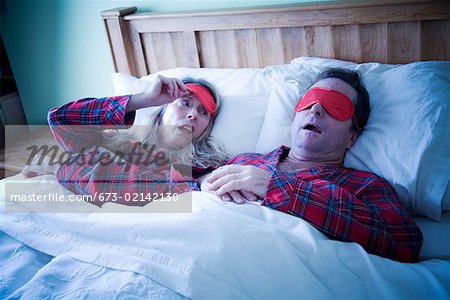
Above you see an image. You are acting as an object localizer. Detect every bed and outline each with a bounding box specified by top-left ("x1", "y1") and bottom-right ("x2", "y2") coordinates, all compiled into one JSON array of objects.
[{"x1": 1, "y1": 0, "x2": 450, "y2": 298}]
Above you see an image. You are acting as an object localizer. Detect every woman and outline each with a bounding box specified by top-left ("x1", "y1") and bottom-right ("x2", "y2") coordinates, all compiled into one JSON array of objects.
[{"x1": 23, "y1": 75, "x2": 226, "y2": 206}]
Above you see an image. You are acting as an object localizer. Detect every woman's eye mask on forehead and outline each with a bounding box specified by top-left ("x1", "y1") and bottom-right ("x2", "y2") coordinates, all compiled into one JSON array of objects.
[
  {"x1": 295, "y1": 87, "x2": 354, "y2": 121},
  {"x1": 185, "y1": 83, "x2": 216, "y2": 118}
]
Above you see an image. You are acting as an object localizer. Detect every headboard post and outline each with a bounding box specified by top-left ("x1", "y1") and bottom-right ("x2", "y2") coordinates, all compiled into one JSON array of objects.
[{"x1": 101, "y1": 7, "x2": 138, "y2": 76}]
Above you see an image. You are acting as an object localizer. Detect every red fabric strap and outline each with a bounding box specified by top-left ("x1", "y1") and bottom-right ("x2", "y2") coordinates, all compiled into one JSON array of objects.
[{"x1": 186, "y1": 83, "x2": 216, "y2": 118}]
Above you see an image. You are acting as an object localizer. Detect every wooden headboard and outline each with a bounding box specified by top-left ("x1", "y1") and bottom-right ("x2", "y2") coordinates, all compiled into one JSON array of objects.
[{"x1": 101, "y1": 0, "x2": 450, "y2": 77}]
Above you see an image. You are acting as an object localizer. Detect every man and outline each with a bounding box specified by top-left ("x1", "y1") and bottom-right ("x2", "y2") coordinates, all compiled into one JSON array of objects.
[{"x1": 202, "y1": 68, "x2": 423, "y2": 263}]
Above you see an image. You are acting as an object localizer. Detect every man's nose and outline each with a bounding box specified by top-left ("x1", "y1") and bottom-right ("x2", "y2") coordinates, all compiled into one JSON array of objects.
[{"x1": 310, "y1": 102, "x2": 325, "y2": 117}]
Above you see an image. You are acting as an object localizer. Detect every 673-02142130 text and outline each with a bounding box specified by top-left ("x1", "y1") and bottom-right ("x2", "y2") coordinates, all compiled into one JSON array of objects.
[
  {"x1": 92, "y1": 192, "x2": 179, "y2": 203},
  {"x1": 9, "y1": 192, "x2": 179, "y2": 203}
]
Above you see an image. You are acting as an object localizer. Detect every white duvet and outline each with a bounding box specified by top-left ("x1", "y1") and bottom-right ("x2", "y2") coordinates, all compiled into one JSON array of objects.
[{"x1": 1, "y1": 174, "x2": 450, "y2": 299}]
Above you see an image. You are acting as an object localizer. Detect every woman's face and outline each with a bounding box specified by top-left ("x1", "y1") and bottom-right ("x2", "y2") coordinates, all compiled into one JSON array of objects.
[{"x1": 158, "y1": 94, "x2": 212, "y2": 149}]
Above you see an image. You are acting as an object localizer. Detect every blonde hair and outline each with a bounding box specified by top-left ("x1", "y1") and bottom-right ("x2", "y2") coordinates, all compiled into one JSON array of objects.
[{"x1": 103, "y1": 78, "x2": 227, "y2": 168}]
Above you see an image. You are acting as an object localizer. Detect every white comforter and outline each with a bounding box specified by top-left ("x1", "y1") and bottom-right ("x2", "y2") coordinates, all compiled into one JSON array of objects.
[{"x1": 1, "y1": 175, "x2": 450, "y2": 299}]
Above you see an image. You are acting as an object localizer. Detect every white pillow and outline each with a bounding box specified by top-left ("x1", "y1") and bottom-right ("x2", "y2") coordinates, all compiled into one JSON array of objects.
[
  {"x1": 111, "y1": 68, "x2": 270, "y2": 157},
  {"x1": 255, "y1": 79, "x2": 303, "y2": 152},
  {"x1": 256, "y1": 57, "x2": 450, "y2": 221}
]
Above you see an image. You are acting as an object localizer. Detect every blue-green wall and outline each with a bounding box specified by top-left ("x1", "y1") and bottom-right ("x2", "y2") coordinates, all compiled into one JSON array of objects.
[{"x1": 1, "y1": 0, "x2": 337, "y2": 124}]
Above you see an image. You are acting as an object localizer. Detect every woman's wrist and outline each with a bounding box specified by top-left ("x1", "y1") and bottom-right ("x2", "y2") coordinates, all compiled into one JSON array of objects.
[{"x1": 127, "y1": 93, "x2": 146, "y2": 112}]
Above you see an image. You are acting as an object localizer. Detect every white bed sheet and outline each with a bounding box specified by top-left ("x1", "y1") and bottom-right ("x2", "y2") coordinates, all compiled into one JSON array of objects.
[
  {"x1": 1, "y1": 174, "x2": 450, "y2": 299},
  {"x1": 415, "y1": 212, "x2": 450, "y2": 261},
  {"x1": 0, "y1": 231, "x2": 185, "y2": 299}
]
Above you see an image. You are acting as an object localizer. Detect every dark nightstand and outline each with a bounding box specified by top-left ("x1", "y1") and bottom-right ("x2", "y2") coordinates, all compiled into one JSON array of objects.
[{"x1": 1, "y1": 34, "x2": 29, "y2": 178}]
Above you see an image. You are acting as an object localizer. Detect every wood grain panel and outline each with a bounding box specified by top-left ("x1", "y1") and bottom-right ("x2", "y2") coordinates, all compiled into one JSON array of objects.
[
  {"x1": 279, "y1": 27, "x2": 307, "y2": 62},
  {"x1": 256, "y1": 28, "x2": 285, "y2": 66},
  {"x1": 359, "y1": 23, "x2": 388, "y2": 63},
  {"x1": 141, "y1": 34, "x2": 167, "y2": 73},
  {"x1": 197, "y1": 31, "x2": 219, "y2": 67},
  {"x1": 198, "y1": 30, "x2": 260, "y2": 68},
  {"x1": 421, "y1": 19, "x2": 450, "y2": 61},
  {"x1": 182, "y1": 31, "x2": 201, "y2": 67},
  {"x1": 129, "y1": 24, "x2": 148, "y2": 77},
  {"x1": 142, "y1": 32, "x2": 200, "y2": 73},
  {"x1": 304, "y1": 26, "x2": 335, "y2": 59},
  {"x1": 331, "y1": 25, "x2": 362, "y2": 63},
  {"x1": 388, "y1": 22, "x2": 421, "y2": 64},
  {"x1": 234, "y1": 30, "x2": 260, "y2": 68},
  {"x1": 198, "y1": 30, "x2": 237, "y2": 67}
]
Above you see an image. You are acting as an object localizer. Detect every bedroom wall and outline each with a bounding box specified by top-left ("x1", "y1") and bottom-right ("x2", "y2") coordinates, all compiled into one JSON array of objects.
[{"x1": 0, "y1": 0, "x2": 338, "y2": 124}]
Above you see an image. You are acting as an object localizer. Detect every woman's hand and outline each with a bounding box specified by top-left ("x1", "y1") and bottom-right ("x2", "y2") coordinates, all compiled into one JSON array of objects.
[
  {"x1": 22, "y1": 155, "x2": 59, "y2": 178},
  {"x1": 127, "y1": 75, "x2": 190, "y2": 112},
  {"x1": 205, "y1": 165, "x2": 271, "y2": 204}
]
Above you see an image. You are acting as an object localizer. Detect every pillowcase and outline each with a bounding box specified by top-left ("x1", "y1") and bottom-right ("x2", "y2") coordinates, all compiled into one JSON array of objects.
[
  {"x1": 255, "y1": 79, "x2": 302, "y2": 152},
  {"x1": 256, "y1": 57, "x2": 450, "y2": 221},
  {"x1": 111, "y1": 68, "x2": 270, "y2": 158}
]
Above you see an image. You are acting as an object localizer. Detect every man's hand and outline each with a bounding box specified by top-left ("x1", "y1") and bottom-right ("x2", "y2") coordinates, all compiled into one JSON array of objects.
[
  {"x1": 199, "y1": 172, "x2": 258, "y2": 204},
  {"x1": 205, "y1": 165, "x2": 271, "y2": 204}
]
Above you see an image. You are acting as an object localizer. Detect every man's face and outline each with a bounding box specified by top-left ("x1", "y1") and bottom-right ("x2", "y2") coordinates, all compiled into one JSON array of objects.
[{"x1": 290, "y1": 78, "x2": 359, "y2": 161}]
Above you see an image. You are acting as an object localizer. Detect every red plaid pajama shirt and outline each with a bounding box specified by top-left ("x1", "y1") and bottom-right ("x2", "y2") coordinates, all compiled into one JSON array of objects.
[{"x1": 226, "y1": 146, "x2": 423, "y2": 262}]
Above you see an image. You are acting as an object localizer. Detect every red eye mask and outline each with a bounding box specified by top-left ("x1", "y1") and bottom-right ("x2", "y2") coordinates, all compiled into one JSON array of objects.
[
  {"x1": 185, "y1": 83, "x2": 216, "y2": 118},
  {"x1": 295, "y1": 87, "x2": 354, "y2": 121}
]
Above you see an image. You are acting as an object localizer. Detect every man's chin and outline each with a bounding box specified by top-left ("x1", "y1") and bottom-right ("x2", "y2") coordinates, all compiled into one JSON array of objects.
[{"x1": 291, "y1": 141, "x2": 322, "y2": 153}]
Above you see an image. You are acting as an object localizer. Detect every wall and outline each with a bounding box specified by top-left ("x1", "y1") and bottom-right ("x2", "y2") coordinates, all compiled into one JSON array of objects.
[{"x1": 0, "y1": 0, "x2": 336, "y2": 124}]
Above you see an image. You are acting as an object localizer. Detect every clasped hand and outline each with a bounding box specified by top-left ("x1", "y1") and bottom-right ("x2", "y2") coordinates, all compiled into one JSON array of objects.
[{"x1": 201, "y1": 165, "x2": 271, "y2": 204}]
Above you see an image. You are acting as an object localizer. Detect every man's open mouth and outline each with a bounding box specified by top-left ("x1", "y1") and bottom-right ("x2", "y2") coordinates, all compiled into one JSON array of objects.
[{"x1": 303, "y1": 123, "x2": 322, "y2": 134}]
